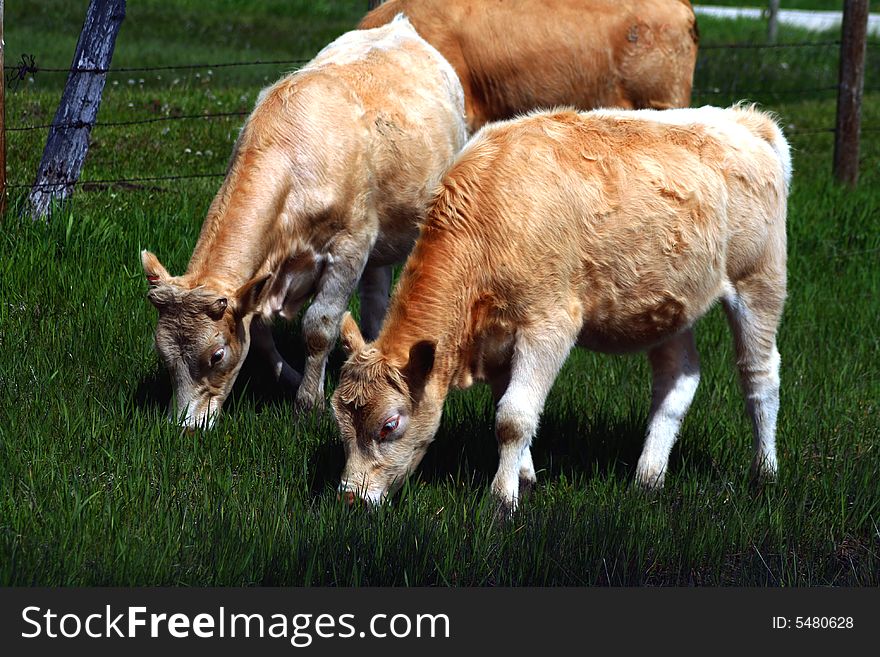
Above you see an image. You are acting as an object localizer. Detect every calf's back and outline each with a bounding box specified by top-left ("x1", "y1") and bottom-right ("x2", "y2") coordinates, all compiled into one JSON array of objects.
[{"x1": 360, "y1": 0, "x2": 699, "y2": 130}]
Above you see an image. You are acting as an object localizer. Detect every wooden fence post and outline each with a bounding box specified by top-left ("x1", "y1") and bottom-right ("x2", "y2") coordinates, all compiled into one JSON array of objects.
[
  {"x1": 767, "y1": 0, "x2": 781, "y2": 44},
  {"x1": 833, "y1": 0, "x2": 869, "y2": 187},
  {"x1": 1, "y1": 0, "x2": 7, "y2": 216},
  {"x1": 25, "y1": 0, "x2": 126, "y2": 220}
]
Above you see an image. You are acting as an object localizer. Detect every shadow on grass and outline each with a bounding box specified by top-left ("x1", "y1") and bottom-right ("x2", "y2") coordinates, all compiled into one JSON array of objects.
[
  {"x1": 308, "y1": 391, "x2": 726, "y2": 502},
  {"x1": 134, "y1": 319, "x2": 724, "y2": 499},
  {"x1": 134, "y1": 319, "x2": 346, "y2": 414},
  {"x1": 416, "y1": 406, "x2": 727, "y2": 494},
  {"x1": 307, "y1": 438, "x2": 346, "y2": 499},
  {"x1": 134, "y1": 367, "x2": 172, "y2": 412},
  {"x1": 133, "y1": 353, "x2": 298, "y2": 415},
  {"x1": 299, "y1": 394, "x2": 665, "y2": 503},
  {"x1": 414, "y1": 406, "x2": 663, "y2": 492}
]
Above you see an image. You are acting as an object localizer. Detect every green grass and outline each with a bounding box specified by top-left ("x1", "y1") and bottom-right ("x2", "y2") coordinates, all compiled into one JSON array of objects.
[{"x1": 1, "y1": 1, "x2": 879, "y2": 586}]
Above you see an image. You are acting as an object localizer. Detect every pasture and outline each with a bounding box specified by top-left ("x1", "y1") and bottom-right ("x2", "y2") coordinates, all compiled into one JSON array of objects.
[{"x1": 1, "y1": 0, "x2": 878, "y2": 585}]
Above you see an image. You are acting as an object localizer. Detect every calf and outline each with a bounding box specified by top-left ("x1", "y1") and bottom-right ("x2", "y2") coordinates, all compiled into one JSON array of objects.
[
  {"x1": 332, "y1": 104, "x2": 791, "y2": 511},
  {"x1": 360, "y1": 0, "x2": 699, "y2": 132},
  {"x1": 141, "y1": 17, "x2": 466, "y2": 428}
]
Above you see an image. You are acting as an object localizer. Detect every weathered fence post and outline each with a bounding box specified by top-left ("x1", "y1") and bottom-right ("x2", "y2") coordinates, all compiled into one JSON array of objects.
[
  {"x1": 1, "y1": 0, "x2": 7, "y2": 216},
  {"x1": 25, "y1": 0, "x2": 126, "y2": 220},
  {"x1": 833, "y1": 0, "x2": 869, "y2": 187},
  {"x1": 368, "y1": 1, "x2": 385, "y2": 10},
  {"x1": 766, "y1": 0, "x2": 780, "y2": 44}
]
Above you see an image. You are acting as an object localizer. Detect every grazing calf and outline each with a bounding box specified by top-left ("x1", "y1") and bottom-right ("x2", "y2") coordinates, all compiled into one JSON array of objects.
[
  {"x1": 360, "y1": 0, "x2": 699, "y2": 131},
  {"x1": 332, "y1": 104, "x2": 791, "y2": 511},
  {"x1": 141, "y1": 17, "x2": 466, "y2": 428}
]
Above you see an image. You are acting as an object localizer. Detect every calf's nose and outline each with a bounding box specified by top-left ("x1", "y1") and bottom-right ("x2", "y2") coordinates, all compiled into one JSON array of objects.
[{"x1": 339, "y1": 490, "x2": 356, "y2": 507}]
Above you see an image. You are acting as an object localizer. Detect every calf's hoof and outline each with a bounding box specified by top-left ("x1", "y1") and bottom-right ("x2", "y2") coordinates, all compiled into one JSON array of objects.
[
  {"x1": 295, "y1": 400, "x2": 326, "y2": 416},
  {"x1": 489, "y1": 488, "x2": 521, "y2": 523},
  {"x1": 492, "y1": 499, "x2": 516, "y2": 524},
  {"x1": 634, "y1": 465, "x2": 666, "y2": 493},
  {"x1": 294, "y1": 391, "x2": 326, "y2": 415},
  {"x1": 749, "y1": 457, "x2": 778, "y2": 491},
  {"x1": 518, "y1": 476, "x2": 536, "y2": 501}
]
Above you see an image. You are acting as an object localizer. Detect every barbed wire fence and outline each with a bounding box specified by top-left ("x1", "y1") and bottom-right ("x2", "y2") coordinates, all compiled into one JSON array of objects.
[{"x1": 3, "y1": 37, "x2": 878, "y2": 193}]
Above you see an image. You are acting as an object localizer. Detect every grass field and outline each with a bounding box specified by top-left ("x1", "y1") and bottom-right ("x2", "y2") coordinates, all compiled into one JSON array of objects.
[{"x1": 1, "y1": 1, "x2": 878, "y2": 586}]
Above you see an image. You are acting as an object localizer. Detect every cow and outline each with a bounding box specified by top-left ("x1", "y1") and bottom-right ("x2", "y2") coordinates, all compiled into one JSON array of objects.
[
  {"x1": 332, "y1": 104, "x2": 791, "y2": 512},
  {"x1": 141, "y1": 16, "x2": 466, "y2": 429},
  {"x1": 359, "y1": 0, "x2": 699, "y2": 132}
]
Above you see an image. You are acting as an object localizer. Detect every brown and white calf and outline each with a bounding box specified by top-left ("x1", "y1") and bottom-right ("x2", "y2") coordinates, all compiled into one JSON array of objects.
[
  {"x1": 332, "y1": 104, "x2": 791, "y2": 510},
  {"x1": 360, "y1": 0, "x2": 699, "y2": 132},
  {"x1": 141, "y1": 17, "x2": 466, "y2": 428}
]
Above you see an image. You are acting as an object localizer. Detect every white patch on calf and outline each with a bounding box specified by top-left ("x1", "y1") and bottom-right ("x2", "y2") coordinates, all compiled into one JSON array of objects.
[
  {"x1": 723, "y1": 289, "x2": 782, "y2": 480},
  {"x1": 636, "y1": 330, "x2": 701, "y2": 489}
]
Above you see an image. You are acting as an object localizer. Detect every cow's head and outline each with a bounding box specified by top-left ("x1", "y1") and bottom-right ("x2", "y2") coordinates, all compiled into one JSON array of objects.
[
  {"x1": 141, "y1": 250, "x2": 269, "y2": 430},
  {"x1": 331, "y1": 313, "x2": 443, "y2": 506}
]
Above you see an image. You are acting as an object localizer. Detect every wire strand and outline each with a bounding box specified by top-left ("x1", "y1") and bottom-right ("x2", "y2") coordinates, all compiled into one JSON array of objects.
[
  {"x1": 4, "y1": 57, "x2": 311, "y2": 74},
  {"x1": 12, "y1": 84, "x2": 865, "y2": 132},
  {"x1": 6, "y1": 39, "x2": 879, "y2": 192},
  {"x1": 699, "y1": 40, "x2": 840, "y2": 50},
  {"x1": 6, "y1": 173, "x2": 226, "y2": 190},
  {"x1": 7, "y1": 111, "x2": 249, "y2": 132}
]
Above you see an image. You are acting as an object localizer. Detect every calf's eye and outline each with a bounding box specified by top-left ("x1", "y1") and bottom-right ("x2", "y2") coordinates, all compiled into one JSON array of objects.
[
  {"x1": 379, "y1": 415, "x2": 400, "y2": 441},
  {"x1": 210, "y1": 347, "x2": 225, "y2": 366}
]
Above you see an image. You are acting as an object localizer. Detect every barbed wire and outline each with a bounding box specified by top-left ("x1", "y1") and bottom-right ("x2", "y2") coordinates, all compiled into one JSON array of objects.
[
  {"x1": 5, "y1": 36, "x2": 878, "y2": 193},
  {"x1": 10, "y1": 83, "x2": 873, "y2": 134},
  {"x1": 7, "y1": 123, "x2": 878, "y2": 190},
  {"x1": 9, "y1": 116, "x2": 872, "y2": 138},
  {"x1": 700, "y1": 40, "x2": 879, "y2": 50},
  {"x1": 700, "y1": 40, "x2": 841, "y2": 50},
  {"x1": 7, "y1": 111, "x2": 250, "y2": 132},
  {"x1": 7, "y1": 36, "x2": 873, "y2": 81},
  {"x1": 5, "y1": 54, "x2": 37, "y2": 90},
  {"x1": 5, "y1": 173, "x2": 226, "y2": 190},
  {"x1": 11, "y1": 86, "x2": 856, "y2": 132},
  {"x1": 5, "y1": 53, "x2": 310, "y2": 78}
]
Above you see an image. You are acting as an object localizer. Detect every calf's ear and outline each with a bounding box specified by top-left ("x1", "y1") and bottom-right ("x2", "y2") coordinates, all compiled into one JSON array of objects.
[
  {"x1": 403, "y1": 340, "x2": 435, "y2": 403},
  {"x1": 235, "y1": 273, "x2": 272, "y2": 317},
  {"x1": 206, "y1": 297, "x2": 228, "y2": 320},
  {"x1": 340, "y1": 312, "x2": 365, "y2": 355},
  {"x1": 141, "y1": 250, "x2": 171, "y2": 288}
]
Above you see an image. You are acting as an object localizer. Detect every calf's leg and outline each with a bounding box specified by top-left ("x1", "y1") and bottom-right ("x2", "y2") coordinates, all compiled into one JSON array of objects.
[
  {"x1": 297, "y1": 242, "x2": 369, "y2": 412},
  {"x1": 250, "y1": 317, "x2": 302, "y2": 391},
  {"x1": 492, "y1": 327, "x2": 575, "y2": 512},
  {"x1": 635, "y1": 329, "x2": 701, "y2": 490},
  {"x1": 518, "y1": 448, "x2": 537, "y2": 498},
  {"x1": 722, "y1": 278, "x2": 784, "y2": 484},
  {"x1": 488, "y1": 357, "x2": 536, "y2": 498},
  {"x1": 357, "y1": 264, "x2": 393, "y2": 341}
]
